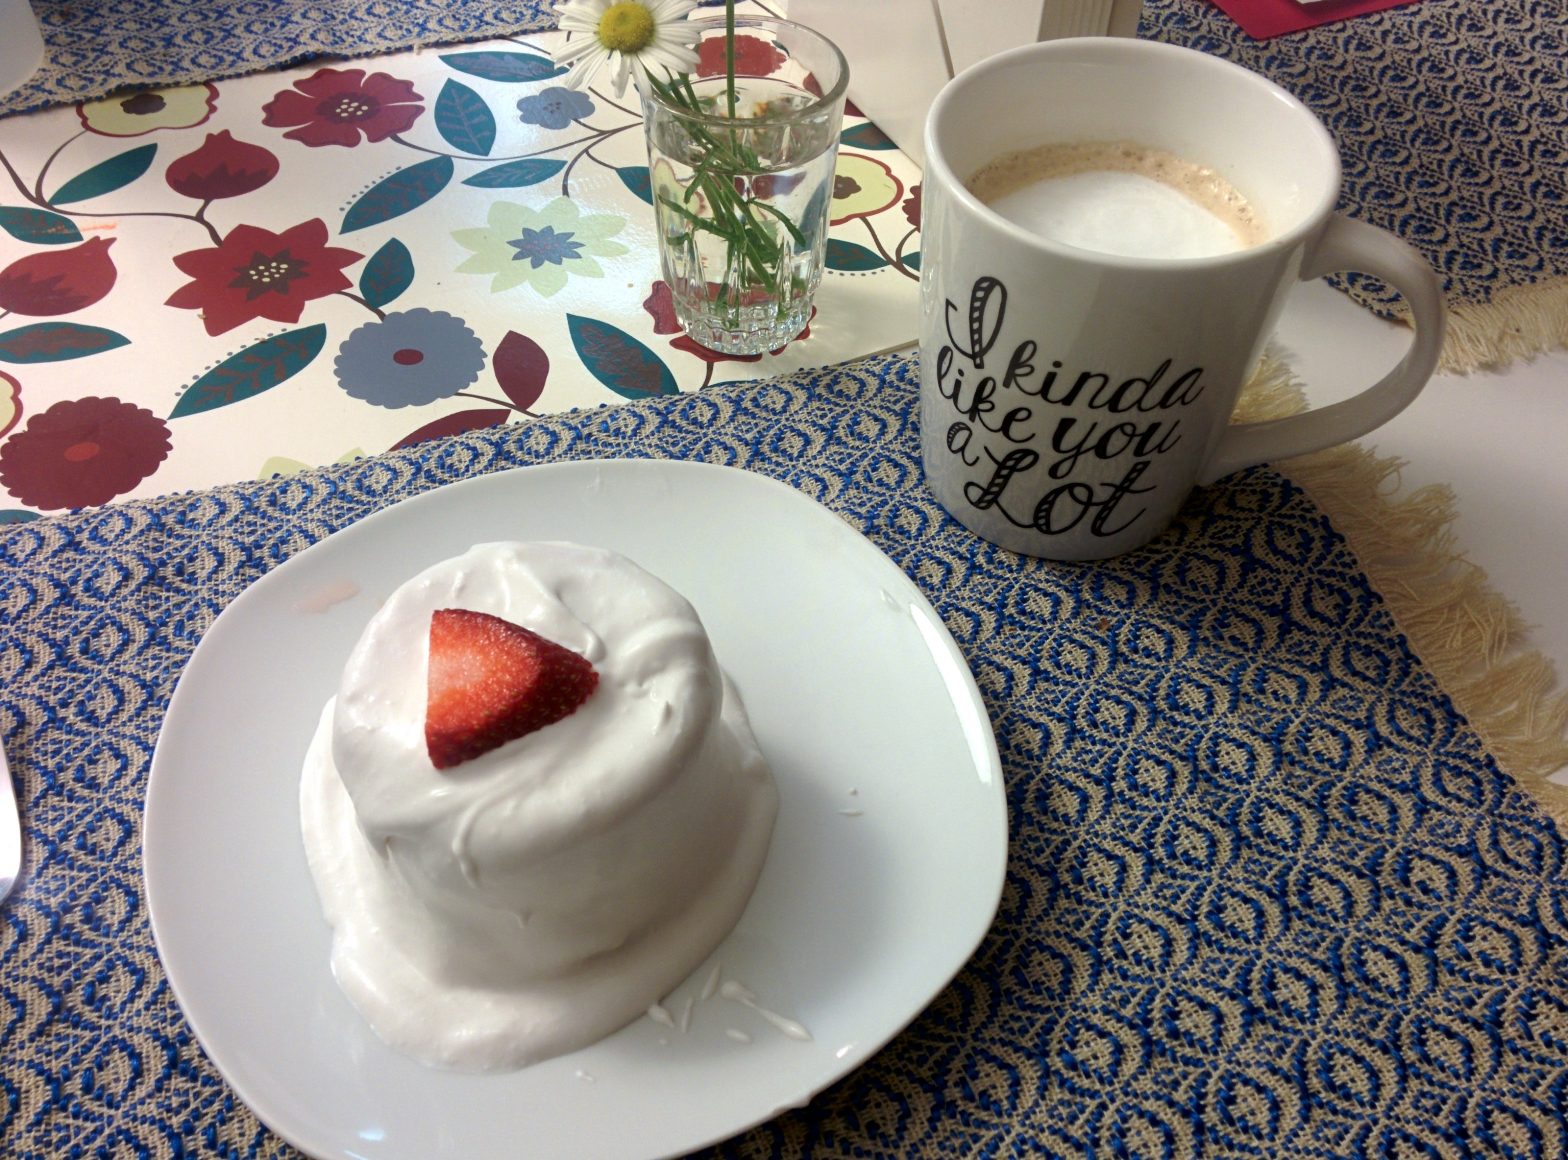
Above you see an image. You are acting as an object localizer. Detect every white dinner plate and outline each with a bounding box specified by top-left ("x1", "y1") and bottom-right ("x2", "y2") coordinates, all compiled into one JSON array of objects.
[{"x1": 145, "y1": 459, "x2": 1007, "y2": 1159}]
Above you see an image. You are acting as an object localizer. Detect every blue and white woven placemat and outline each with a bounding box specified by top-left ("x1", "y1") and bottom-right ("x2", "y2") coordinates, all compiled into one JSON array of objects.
[
  {"x1": 2, "y1": 353, "x2": 1566, "y2": 1156},
  {"x1": 0, "y1": 0, "x2": 560, "y2": 116},
  {"x1": 1143, "y1": 0, "x2": 1568, "y2": 368}
]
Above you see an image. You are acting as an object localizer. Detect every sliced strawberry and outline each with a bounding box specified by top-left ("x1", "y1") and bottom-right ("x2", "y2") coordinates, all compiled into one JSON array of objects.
[{"x1": 425, "y1": 608, "x2": 599, "y2": 771}]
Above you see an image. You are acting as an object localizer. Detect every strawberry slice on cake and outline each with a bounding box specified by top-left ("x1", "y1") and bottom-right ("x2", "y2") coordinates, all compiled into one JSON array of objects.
[{"x1": 425, "y1": 608, "x2": 599, "y2": 770}]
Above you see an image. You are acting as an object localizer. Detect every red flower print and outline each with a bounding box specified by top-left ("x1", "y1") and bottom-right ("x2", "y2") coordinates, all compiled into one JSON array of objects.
[
  {"x1": 641, "y1": 281, "x2": 810, "y2": 363},
  {"x1": 0, "y1": 397, "x2": 171, "y2": 510},
  {"x1": 697, "y1": 34, "x2": 785, "y2": 79},
  {"x1": 903, "y1": 183, "x2": 922, "y2": 229},
  {"x1": 0, "y1": 238, "x2": 117, "y2": 316},
  {"x1": 165, "y1": 131, "x2": 280, "y2": 200},
  {"x1": 262, "y1": 68, "x2": 425, "y2": 148},
  {"x1": 643, "y1": 281, "x2": 682, "y2": 335},
  {"x1": 166, "y1": 220, "x2": 363, "y2": 336}
]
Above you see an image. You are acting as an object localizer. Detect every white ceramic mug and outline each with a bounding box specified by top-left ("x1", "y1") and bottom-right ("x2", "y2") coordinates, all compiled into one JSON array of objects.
[{"x1": 918, "y1": 37, "x2": 1446, "y2": 560}]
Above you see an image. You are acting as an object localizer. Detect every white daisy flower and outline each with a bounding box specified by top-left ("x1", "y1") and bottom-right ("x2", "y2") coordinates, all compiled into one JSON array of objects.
[{"x1": 553, "y1": 0, "x2": 702, "y2": 98}]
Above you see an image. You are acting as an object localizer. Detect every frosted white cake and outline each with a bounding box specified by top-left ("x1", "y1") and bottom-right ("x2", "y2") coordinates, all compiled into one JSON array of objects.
[{"x1": 299, "y1": 541, "x2": 776, "y2": 1071}]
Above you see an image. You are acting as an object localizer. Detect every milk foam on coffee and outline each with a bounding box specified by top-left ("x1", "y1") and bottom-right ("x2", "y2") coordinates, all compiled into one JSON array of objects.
[{"x1": 967, "y1": 140, "x2": 1267, "y2": 260}]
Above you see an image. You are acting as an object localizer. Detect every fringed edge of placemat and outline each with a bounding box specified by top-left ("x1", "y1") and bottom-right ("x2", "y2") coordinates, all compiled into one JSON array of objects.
[
  {"x1": 1441, "y1": 277, "x2": 1568, "y2": 374},
  {"x1": 1373, "y1": 275, "x2": 1568, "y2": 375},
  {"x1": 1239, "y1": 355, "x2": 1568, "y2": 826}
]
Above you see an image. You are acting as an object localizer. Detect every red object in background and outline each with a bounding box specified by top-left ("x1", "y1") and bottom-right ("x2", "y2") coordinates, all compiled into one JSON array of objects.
[
  {"x1": 640, "y1": 281, "x2": 813, "y2": 364},
  {"x1": 0, "y1": 238, "x2": 117, "y2": 316},
  {"x1": 166, "y1": 219, "x2": 363, "y2": 336},
  {"x1": 165, "y1": 131, "x2": 280, "y2": 200},
  {"x1": 696, "y1": 34, "x2": 785, "y2": 79},
  {"x1": 0, "y1": 396, "x2": 171, "y2": 510},
  {"x1": 1208, "y1": 0, "x2": 1424, "y2": 39},
  {"x1": 261, "y1": 68, "x2": 425, "y2": 148}
]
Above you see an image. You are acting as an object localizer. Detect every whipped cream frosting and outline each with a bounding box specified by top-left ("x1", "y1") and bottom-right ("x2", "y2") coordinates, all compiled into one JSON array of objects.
[{"x1": 299, "y1": 541, "x2": 776, "y2": 1071}]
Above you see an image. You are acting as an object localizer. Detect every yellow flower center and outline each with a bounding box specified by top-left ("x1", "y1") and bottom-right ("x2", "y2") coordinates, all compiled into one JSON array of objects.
[{"x1": 597, "y1": 2, "x2": 656, "y2": 53}]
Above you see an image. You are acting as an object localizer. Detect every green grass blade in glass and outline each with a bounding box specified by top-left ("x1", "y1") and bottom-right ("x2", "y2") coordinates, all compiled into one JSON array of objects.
[{"x1": 643, "y1": 18, "x2": 847, "y2": 355}]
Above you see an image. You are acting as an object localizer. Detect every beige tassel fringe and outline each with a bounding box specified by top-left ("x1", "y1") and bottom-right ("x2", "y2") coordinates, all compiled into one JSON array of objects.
[
  {"x1": 1238, "y1": 355, "x2": 1568, "y2": 825},
  {"x1": 1380, "y1": 278, "x2": 1568, "y2": 373}
]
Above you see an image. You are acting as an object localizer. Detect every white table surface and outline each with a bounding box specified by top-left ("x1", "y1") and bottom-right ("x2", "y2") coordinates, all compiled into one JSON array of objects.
[{"x1": 1273, "y1": 281, "x2": 1568, "y2": 783}]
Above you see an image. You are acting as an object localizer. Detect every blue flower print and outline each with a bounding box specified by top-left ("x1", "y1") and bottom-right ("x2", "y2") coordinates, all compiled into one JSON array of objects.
[
  {"x1": 334, "y1": 308, "x2": 486, "y2": 408},
  {"x1": 509, "y1": 225, "x2": 585, "y2": 269},
  {"x1": 516, "y1": 87, "x2": 595, "y2": 130}
]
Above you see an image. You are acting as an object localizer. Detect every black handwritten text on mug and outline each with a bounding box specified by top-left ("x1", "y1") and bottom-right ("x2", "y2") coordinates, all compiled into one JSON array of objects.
[{"x1": 936, "y1": 277, "x2": 1207, "y2": 539}]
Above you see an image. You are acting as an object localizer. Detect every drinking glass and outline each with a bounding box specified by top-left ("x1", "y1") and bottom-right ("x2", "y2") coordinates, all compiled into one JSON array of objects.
[{"x1": 640, "y1": 17, "x2": 848, "y2": 355}]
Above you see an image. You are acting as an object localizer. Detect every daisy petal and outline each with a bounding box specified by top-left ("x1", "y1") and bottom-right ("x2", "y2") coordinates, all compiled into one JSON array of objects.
[
  {"x1": 607, "y1": 52, "x2": 635, "y2": 98},
  {"x1": 554, "y1": 0, "x2": 608, "y2": 21},
  {"x1": 563, "y1": 54, "x2": 606, "y2": 92},
  {"x1": 553, "y1": 37, "x2": 603, "y2": 65},
  {"x1": 642, "y1": 44, "x2": 697, "y2": 78}
]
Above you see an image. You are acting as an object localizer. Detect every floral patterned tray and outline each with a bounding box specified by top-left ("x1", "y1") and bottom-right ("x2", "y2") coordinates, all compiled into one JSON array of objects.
[{"x1": 0, "y1": 18, "x2": 921, "y2": 516}]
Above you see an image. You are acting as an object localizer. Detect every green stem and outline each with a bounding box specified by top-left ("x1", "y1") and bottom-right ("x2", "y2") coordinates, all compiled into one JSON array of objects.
[
  {"x1": 647, "y1": 41, "x2": 802, "y2": 311},
  {"x1": 725, "y1": 0, "x2": 737, "y2": 118},
  {"x1": 751, "y1": 199, "x2": 807, "y2": 248}
]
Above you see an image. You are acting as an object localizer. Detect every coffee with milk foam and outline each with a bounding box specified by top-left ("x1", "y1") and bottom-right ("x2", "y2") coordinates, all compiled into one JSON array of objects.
[{"x1": 967, "y1": 140, "x2": 1268, "y2": 260}]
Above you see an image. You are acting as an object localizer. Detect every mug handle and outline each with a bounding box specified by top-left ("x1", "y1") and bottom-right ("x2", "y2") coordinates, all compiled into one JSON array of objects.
[{"x1": 1197, "y1": 213, "x2": 1447, "y2": 485}]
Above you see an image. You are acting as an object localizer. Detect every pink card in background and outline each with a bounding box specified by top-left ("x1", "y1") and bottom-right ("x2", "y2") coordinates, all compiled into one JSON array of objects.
[{"x1": 1208, "y1": 0, "x2": 1424, "y2": 39}]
